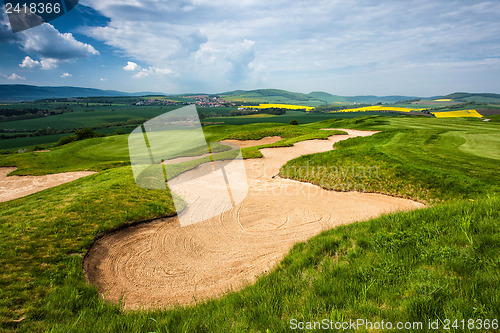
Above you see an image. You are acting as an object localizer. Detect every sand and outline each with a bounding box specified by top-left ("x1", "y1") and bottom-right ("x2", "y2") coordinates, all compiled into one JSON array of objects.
[
  {"x1": 0, "y1": 167, "x2": 96, "y2": 203},
  {"x1": 83, "y1": 129, "x2": 424, "y2": 310},
  {"x1": 221, "y1": 136, "x2": 282, "y2": 148}
]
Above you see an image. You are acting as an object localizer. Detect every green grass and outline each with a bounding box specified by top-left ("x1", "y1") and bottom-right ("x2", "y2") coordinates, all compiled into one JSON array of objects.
[
  {"x1": 2, "y1": 185, "x2": 498, "y2": 331},
  {"x1": 0, "y1": 167, "x2": 177, "y2": 331},
  {"x1": 281, "y1": 116, "x2": 500, "y2": 203},
  {"x1": 281, "y1": 129, "x2": 500, "y2": 203},
  {"x1": 0, "y1": 115, "x2": 499, "y2": 332},
  {"x1": 0, "y1": 106, "x2": 178, "y2": 131},
  {"x1": 208, "y1": 111, "x2": 401, "y2": 125},
  {"x1": 457, "y1": 132, "x2": 500, "y2": 160},
  {"x1": 0, "y1": 123, "x2": 340, "y2": 175}
]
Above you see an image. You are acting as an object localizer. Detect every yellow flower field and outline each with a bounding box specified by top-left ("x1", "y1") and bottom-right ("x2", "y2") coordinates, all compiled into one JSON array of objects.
[
  {"x1": 431, "y1": 110, "x2": 483, "y2": 118},
  {"x1": 433, "y1": 99, "x2": 452, "y2": 102},
  {"x1": 330, "y1": 105, "x2": 425, "y2": 113},
  {"x1": 241, "y1": 104, "x2": 315, "y2": 111}
]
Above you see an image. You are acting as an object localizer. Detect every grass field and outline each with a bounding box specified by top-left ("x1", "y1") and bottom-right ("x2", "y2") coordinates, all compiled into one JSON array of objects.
[
  {"x1": 207, "y1": 110, "x2": 402, "y2": 125},
  {"x1": 0, "y1": 106, "x2": 178, "y2": 131},
  {"x1": 0, "y1": 116, "x2": 499, "y2": 332},
  {"x1": 282, "y1": 118, "x2": 500, "y2": 202},
  {"x1": 0, "y1": 123, "x2": 341, "y2": 175}
]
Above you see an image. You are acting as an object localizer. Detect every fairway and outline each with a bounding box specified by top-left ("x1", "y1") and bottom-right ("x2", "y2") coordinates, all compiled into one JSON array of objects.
[{"x1": 456, "y1": 132, "x2": 500, "y2": 160}]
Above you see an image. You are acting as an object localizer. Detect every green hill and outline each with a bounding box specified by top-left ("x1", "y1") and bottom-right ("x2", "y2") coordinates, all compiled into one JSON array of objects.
[
  {"x1": 437, "y1": 92, "x2": 500, "y2": 104},
  {"x1": 221, "y1": 89, "x2": 419, "y2": 106},
  {"x1": 220, "y1": 89, "x2": 327, "y2": 106}
]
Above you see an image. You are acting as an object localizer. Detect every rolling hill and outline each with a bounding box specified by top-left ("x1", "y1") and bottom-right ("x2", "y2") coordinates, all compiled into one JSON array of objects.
[
  {"x1": 2, "y1": 84, "x2": 499, "y2": 106},
  {"x1": 437, "y1": 92, "x2": 500, "y2": 104},
  {"x1": 0, "y1": 85, "x2": 163, "y2": 102},
  {"x1": 221, "y1": 89, "x2": 419, "y2": 106}
]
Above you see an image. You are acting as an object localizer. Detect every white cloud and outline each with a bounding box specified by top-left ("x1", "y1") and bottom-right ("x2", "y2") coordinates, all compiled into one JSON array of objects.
[
  {"x1": 19, "y1": 56, "x2": 59, "y2": 70},
  {"x1": 81, "y1": 0, "x2": 500, "y2": 93},
  {"x1": 61, "y1": 72, "x2": 72, "y2": 78},
  {"x1": 100, "y1": 77, "x2": 107, "y2": 81},
  {"x1": 133, "y1": 66, "x2": 173, "y2": 78},
  {"x1": 123, "y1": 61, "x2": 140, "y2": 71},
  {"x1": 1, "y1": 73, "x2": 25, "y2": 80},
  {"x1": 19, "y1": 23, "x2": 99, "y2": 60},
  {"x1": 19, "y1": 56, "x2": 39, "y2": 69}
]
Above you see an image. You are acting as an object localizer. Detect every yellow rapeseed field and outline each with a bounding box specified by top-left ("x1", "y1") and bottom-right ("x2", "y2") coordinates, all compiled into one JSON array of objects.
[
  {"x1": 431, "y1": 110, "x2": 483, "y2": 118},
  {"x1": 433, "y1": 99, "x2": 452, "y2": 102},
  {"x1": 330, "y1": 105, "x2": 425, "y2": 113},
  {"x1": 241, "y1": 104, "x2": 315, "y2": 111}
]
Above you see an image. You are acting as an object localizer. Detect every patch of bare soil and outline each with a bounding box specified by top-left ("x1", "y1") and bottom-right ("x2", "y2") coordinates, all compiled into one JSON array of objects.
[
  {"x1": 0, "y1": 168, "x2": 96, "y2": 202},
  {"x1": 84, "y1": 129, "x2": 423, "y2": 310}
]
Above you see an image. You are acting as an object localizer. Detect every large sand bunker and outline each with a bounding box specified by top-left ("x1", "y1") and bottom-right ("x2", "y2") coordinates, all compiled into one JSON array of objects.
[
  {"x1": 84, "y1": 129, "x2": 424, "y2": 310},
  {"x1": 0, "y1": 167, "x2": 95, "y2": 203}
]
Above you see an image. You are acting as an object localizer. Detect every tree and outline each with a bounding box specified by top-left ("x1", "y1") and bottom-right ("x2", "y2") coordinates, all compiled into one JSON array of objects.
[
  {"x1": 290, "y1": 119, "x2": 299, "y2": 125},
  {"x1": 75, "y1": 127, "x2": 99, "y2": 140}
]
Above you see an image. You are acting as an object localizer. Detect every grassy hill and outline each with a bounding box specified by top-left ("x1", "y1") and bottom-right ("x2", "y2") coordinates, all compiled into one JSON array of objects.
[
  {"x1": 436, "y1": 92, "x2": 500, "y2": 104},
  {"x1": 221, "y1": 89, "x2": 418, "y2": 106},
  {"x1": 220, "y1": 89, "x2": 328, "y2": 106}
]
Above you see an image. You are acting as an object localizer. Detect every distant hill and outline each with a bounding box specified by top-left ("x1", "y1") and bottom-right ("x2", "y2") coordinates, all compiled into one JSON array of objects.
[
  {"x1": 307, "y1": 91, "x2": 348, "y2": 104},
  {"x1": 221, "y1": 89, "x2": 327, "y2": 106},
  {"x1": 344, "y1": 95, "x2": 419, "y2": 104},
  {"x1": 221, "y1": 89, "x2": 419, "y2": 106},
  {"x1": 437, "y1": 92, "x2": 500, "y2": 104},
  {"x1": 0, "y1": 84, "x2": 163, "y2": 102},
  {"x1": 3, "y1": 85, "x2": 498, "y2": 106}
]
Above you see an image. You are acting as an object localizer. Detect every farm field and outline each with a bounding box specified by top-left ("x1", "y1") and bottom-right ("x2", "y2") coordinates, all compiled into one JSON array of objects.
[
  {"x1": 0, "y1": 103, "x2": 239, "y2": 151},
  {"x1": 240, "y1": 103, "x2": 315, "y2": 111},
  {"x1": 329, "y1": 105, "x2": 426, "y2": 113},
  {"x1": 431, "y1": 110, "x2": 484, "y2": 118},
  {"x1": 207, "y1": 110, "x2": 402, "y2": 125},
  {"x1": 0, "y1": 114, "x2": 499, "y2": 331}
]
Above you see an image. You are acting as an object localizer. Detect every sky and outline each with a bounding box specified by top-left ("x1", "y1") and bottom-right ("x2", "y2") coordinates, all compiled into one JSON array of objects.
[{"x1": 0, "y1": 0, "x2": 499, "y2": 96}]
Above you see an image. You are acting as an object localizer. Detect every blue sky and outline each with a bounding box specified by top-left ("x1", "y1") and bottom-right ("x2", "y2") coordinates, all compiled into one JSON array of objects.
[{"x1": 1, "y1": 0, "x2": 500, "y2": 96}]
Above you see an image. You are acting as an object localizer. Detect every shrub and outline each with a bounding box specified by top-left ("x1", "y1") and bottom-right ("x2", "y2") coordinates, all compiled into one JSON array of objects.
[
  {"x1": 114, "y1": 129, "x2": 126, "y2": 135},
  {"x1": 290, "y1": 119, "x2": 299, "y2": 125},
  {"x1": 75, "y1": 128, "x2": 100, "y2": 140},
  {"x1": 57, "y1": 135, "x2": 77, "y2": 146}
]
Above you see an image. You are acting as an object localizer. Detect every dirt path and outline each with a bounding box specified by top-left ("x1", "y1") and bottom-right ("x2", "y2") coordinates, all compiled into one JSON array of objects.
[
  {"x1": 0, "y1": 168, "x2": 96, "y2": 203},
  {"x1": 84, "y1": 130, "x2": 424, "y2": 310}
]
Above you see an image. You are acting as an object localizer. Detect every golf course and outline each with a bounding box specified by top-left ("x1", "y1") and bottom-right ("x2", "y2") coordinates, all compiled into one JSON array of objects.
[{"x1": 0, "y1": 113, "x2": 499, "y2": 332}]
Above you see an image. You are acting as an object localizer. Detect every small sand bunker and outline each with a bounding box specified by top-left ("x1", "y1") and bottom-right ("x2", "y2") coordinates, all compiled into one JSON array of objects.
[
  {"x1": 161, "y1": 136, "x2": 281, "y2": 165},
  {"x1": 221, "y1": 136, "x2": 282, "y2": 148},
  {"x1": 84, "y1": 129, "x2": 423, "y2": 310},
  {"x1": 0, "y1": 167, "x2": 96, "y2": 203}
]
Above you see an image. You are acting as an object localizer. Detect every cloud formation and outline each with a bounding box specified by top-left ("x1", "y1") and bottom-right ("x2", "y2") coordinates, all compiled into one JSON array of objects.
[
  {"x1": 19, "y1": 56, "x2": 58, "y2": 70},
  {"x1": 78, "y1": 0, "x2": 500, "y2": 93},
  {"x1": 19, "y1": 23, "x2": 99, "y2": 60},
  {"x1": 122, "y1": 60, "x2": 172, "y2": 78},
  {"x1": 123, "y1": 61, "x2": 140, "y2": 71},
  {"x1": 1, "y1": 0, "x2": 499, "y2": 94},
  {"x1": 1, "y1": 73, "x2": 25, "y2": 80}
]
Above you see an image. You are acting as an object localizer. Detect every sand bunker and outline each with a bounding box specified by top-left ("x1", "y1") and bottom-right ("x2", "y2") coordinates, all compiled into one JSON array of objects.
[
  {"x1": 84, "y1": 129, "x2": 423, "y2": 310},
  {"x1": 221, "y1": 136, "x2": 282, "y2": 148},
  {"x1": 0, "y1": 167, "x2": 96, "y2": 203}
]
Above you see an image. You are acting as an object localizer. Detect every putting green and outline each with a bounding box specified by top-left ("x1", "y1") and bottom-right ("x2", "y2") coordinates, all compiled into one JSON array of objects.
[{"x1": 456, "y1": 132, "x2": 500, "y2": 161}]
